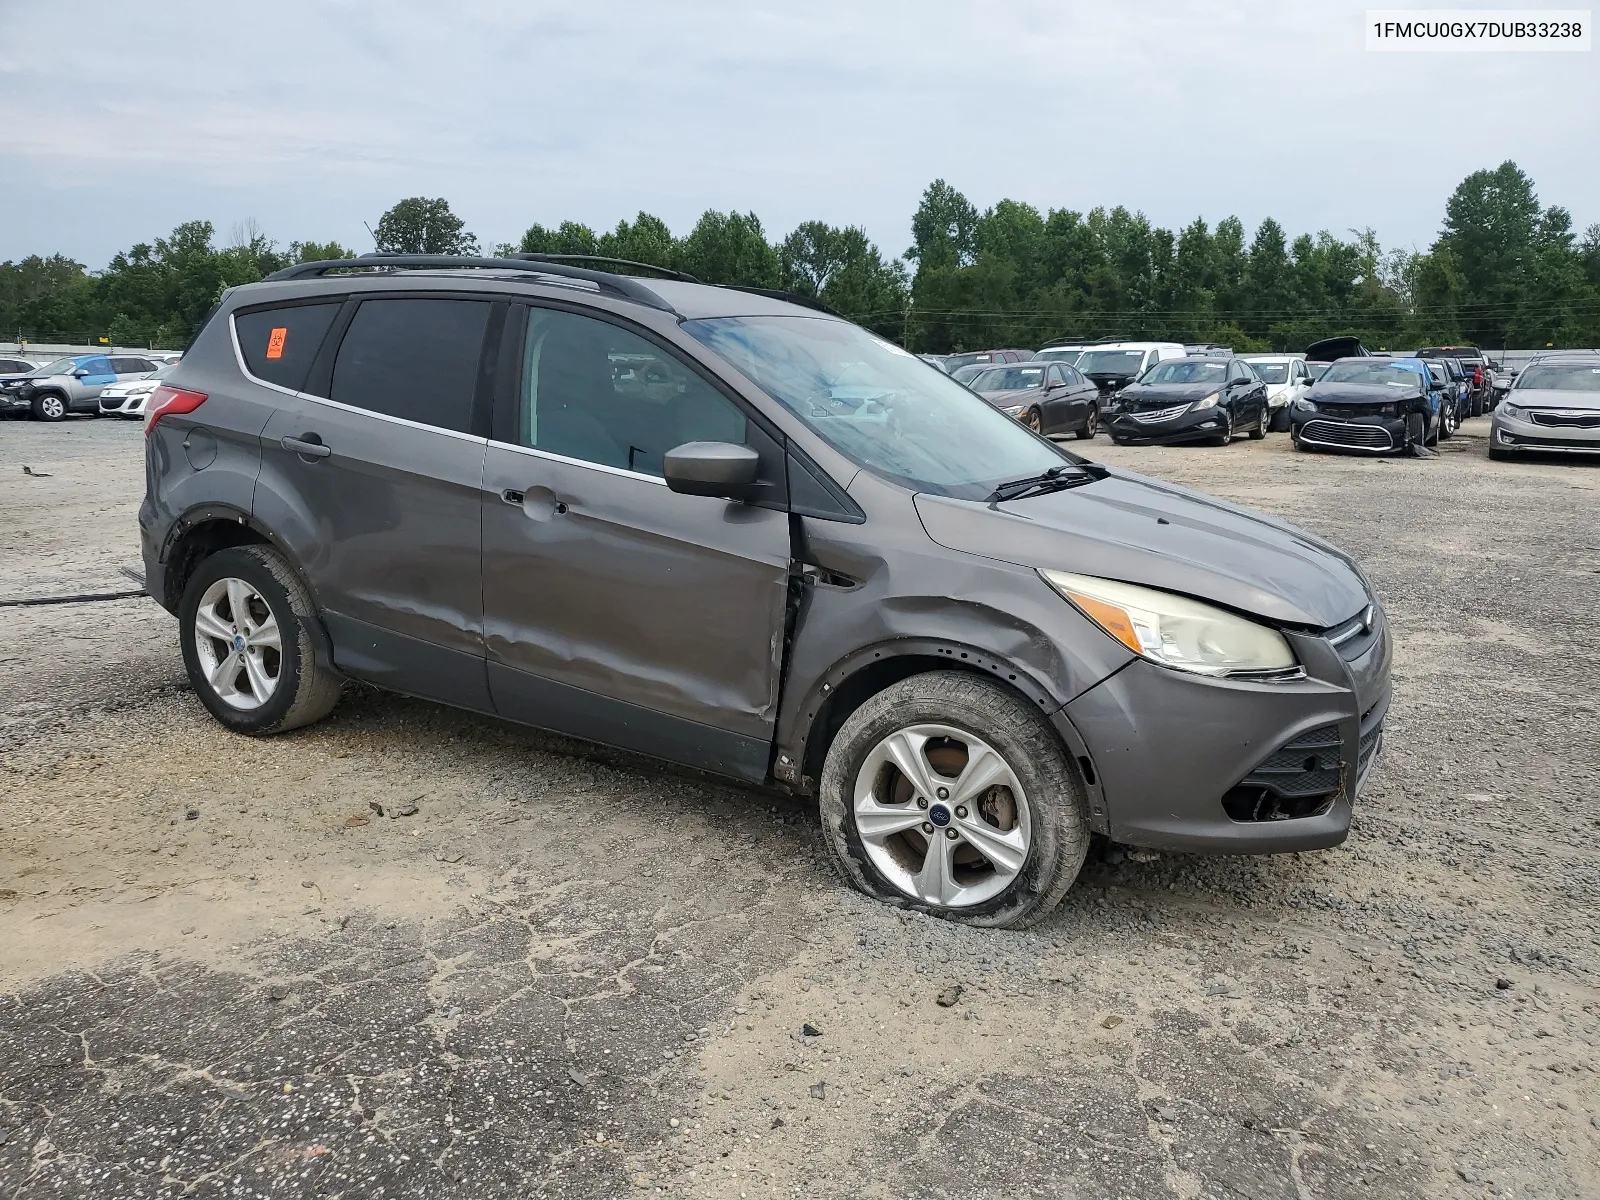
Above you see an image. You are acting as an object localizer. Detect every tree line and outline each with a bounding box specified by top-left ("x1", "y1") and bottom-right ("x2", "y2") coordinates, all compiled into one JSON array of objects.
[{"x1": 3, "y1": 162, "x2": 1596, "y2": 353}]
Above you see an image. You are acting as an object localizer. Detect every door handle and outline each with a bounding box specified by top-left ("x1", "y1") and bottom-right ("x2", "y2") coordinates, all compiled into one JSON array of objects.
[
  {"x1": 281, "y1": 434, "x2": 331, "y2": 459},
  {"x1": 504, "y1": 486, "x2": 567, "y2": 518}
]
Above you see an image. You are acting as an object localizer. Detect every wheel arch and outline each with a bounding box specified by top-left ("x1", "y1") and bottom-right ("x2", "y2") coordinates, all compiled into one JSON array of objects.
[
  {"x1": 160, "y1": 506, "x2": 337, "y2": 672},
  {"x1": 780, "y1": 638, "x2": 1067, "y2": 796}
]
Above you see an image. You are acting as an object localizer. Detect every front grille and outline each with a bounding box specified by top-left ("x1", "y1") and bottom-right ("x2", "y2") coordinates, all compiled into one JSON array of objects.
[
  {"x1": 1530, "y1": 411, "x2": 1600, "y2": 428},
  {"x1": 1319, "y1": 403, "x2": 1393, "y2": 418},
  {"x1": 1300, "y1": 419, "x2": 1393, "y2": 450},
  {"x1": 1324, "y1": 605, "x2": 1382, "y2": 662},
  {"x1": 1126, "y1": 403, "x2": 1190, "y2": 422}
]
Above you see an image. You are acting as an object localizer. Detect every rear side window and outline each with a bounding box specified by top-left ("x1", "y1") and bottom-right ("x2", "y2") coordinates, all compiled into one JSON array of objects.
[
  {"x1": 329, "y1": 299, "x2": 490, "y2": 434},
  {"x1": 236, "y1": 303, "x2": 341, "y2": 393}
]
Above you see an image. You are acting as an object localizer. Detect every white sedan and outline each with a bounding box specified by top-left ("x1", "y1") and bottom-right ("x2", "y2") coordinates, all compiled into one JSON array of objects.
[
  {"x1": 98, "y1": 362, "x2": 174, "y2": 419},
  {"x1": 1240, "y1": 355, "x2": 1315, "y2": 432}
]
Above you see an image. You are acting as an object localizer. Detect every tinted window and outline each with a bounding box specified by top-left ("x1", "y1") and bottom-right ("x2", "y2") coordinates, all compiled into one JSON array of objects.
[
  {"x1": 519, "y1": 307, "x2": 747, "y2": 476},
  {"x1": 329, "y1": 300, "x2": 490, "y2": 434},
  {"x1": 236, "y1": 303, "x2": 341, "y2": 393},
  {"x1": 111, "y1": 357, "x2": 153, "y2": 373},
  {"x1": 0, "y1": 359, "x2": 30, "y2": 373},
  {"x1": 1062, "y1": 366, "x2": 1085, "y2": 386},
  {"x1": 1047, "y1": 365, "x2": 1065, "y2": 385}
]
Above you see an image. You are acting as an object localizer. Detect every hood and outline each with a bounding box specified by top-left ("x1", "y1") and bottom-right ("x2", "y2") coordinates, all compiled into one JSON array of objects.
[
  {"x1": 1309, "y1": 382, "x2": 1423, "y2": 405},
  {"x1": 1306, "y1": 336, "x2": 1369, "y2": 362},
  {"x1": 1510, "y1": 389, "x2": 1600, "y2": 412},
  {"x1": 1117, "y1": 382, "x2": 1217, "y2": 407},
  {"x1": 914, "y1": 469, "x2": 1370, "y2": 628}
]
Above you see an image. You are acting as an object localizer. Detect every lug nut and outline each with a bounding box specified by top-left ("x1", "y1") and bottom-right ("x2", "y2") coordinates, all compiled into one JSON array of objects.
[
  {"x1": 945, "y1": 829, "x2": 959, "y2": 840},
  {"x1": 921, "y1": 822, "x2": 934, "y2": 834},
  {"x1": 936, "y1": 787, "x2": 950, "y2": 800},
  {"x1": 916, "y1": 797, "x2": 928, "y2": 809},
  {"x1": 954, "y1": 806, "x2": 968, "y2": 819}
]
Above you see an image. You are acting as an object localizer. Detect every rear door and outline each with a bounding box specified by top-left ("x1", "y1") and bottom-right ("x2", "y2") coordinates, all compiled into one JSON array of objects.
[
  {"x1": 480, "y1": 303, "x2": 791, "y2": 781},
  {"x1": 73, "y1": 356, "x2": 116, "y2": 405},
  {"x1": 254, "y1": 295, "x2": 499, "y2": 712}
]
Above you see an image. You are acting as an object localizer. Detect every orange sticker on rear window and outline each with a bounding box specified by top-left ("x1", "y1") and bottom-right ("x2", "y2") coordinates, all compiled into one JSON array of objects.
[{"x1": 266, "y1": 327, "x2": 288, "y2": 359}]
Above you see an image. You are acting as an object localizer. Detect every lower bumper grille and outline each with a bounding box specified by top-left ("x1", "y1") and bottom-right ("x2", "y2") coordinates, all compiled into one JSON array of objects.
[{"x1": 1300, "y1": 419, "x2": 1393, "y2": 450}]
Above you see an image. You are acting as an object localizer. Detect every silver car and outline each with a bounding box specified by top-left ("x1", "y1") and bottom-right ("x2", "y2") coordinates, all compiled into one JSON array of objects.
[
  {"x1": 99, "y1": 362, "x2": 176, "y2": 419},
  {"x1": 0, "y1": 352, "x2": 162, "y2": 420},
  {"x1": 1490, "y1": 355, "x2": 1600, "y2": 460}
]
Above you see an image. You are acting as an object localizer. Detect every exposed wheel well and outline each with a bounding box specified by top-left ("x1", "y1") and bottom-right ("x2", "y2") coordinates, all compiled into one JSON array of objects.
[
  {"x1": 163, "y1": 518, "x2": 271, "y2": 610},
  {"x1": 798, "y1": 653, "x2": 1053, "y2": 791}
]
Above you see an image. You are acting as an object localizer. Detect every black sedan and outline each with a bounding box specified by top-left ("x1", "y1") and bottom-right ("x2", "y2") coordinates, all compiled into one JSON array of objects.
[
  {"x1": 1289, "y1": 357, "x2": 1437, "y2": 455},
  {"x1": 969, "y1": 361, "x2": 1102, "y2": 439},
  {"x1": 1105, "y1": 357, "x2": 1269, "y2": 446}
]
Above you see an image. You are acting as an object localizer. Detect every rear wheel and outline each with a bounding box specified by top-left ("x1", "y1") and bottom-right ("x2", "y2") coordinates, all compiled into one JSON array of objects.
[
  {"x1": 179, "y1": 545, "x2": 342, "y2": 735},
  {"x1": 1248, "y1": 408, "x2": 1267, "y2": 439},
  {"x1": 1075, "y1": 405, "x2": 1099, "y2": 440},
  {"x1": 32, "y1": 393, "x2": 66, "y2": 422},
  {"x1": 1269, "y1": 406, "x2": 1292, "y2": 433},
  {"x1": 818, "y1": 672, "x2": 1090, "y2": 928}
]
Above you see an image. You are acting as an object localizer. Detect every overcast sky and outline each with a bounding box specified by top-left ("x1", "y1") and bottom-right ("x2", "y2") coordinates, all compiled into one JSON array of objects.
[{"x1": 2, "y1": 0, "x2": 1596, "y2": 268}]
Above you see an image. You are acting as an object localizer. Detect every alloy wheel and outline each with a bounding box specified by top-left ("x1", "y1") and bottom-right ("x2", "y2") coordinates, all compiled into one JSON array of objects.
[
  {"x1": 39, "y1": 395, "x2": 65, "y2": 420},
  {"x1": 191, "y1": 577, "x2": 283, "y2": 711},
  {"x1": 852, "y1": 723, "x2": 1032, "y2": 908},
  {"x1": 1026, "y1": 407, "x2": 1042, "y2": 433},
  {"x1": 1084, "y1": 406, "x2": 1098, "y2": 438}
]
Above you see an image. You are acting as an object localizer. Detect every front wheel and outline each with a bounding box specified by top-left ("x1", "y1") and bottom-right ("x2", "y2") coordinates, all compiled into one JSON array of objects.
[
  {"x1": 179, "y1": 545, "x2": 343, "y2": 735},
  {"x1": 1024, "y1": 407, "x2": 1043, "y2": 434},
  {"x1": 1208, "y1": 411, "x2": 1233, "y2": 446},
  {"x1": 818, "y1": 672, "x2": 1090, "y2": 929},
  {"x1": 32, "y1": 393, "x2": 67, "y2": 421},
  {"x1": 1439, "y1": 400, "x2": 1457, "y2": 440}
]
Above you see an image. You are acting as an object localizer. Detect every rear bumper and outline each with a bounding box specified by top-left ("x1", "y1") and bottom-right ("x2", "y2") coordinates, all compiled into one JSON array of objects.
[{"x1": 1061, "y1": 615, "x2": 1390, "y2": 853}]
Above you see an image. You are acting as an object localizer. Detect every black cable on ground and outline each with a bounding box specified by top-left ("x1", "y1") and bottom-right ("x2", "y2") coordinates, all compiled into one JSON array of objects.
[{"x1": 0, "y1": 589, "x2": 148, "y2": 609}]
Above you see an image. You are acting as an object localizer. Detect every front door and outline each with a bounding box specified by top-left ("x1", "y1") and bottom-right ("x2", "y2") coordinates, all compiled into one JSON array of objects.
[
  {"x1": 481, "y1": 304, "x2": 791, "y2": 781},
  {"x1": 253, "y1": 295, "x2": 496, "y2": 711}
]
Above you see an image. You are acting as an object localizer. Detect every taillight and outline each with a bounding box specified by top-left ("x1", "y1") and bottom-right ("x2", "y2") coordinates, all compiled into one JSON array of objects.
[{"x1": 145, "y1": 385, "x2": 208, "y2": 435}]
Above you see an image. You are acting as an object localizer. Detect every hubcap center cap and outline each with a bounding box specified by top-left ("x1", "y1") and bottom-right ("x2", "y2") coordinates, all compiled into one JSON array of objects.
[
  {"x1": 232, "y1": 634, "x2": 246, "y2": 652},
  {"x1": 928, "y1": 803, "x2": 951, "y2": 827}
]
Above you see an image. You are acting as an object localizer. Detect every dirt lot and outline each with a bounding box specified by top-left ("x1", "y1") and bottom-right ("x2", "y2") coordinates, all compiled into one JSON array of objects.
[{"x1": 2, "y1": 415, "x2": 1597, "y2": 1200}]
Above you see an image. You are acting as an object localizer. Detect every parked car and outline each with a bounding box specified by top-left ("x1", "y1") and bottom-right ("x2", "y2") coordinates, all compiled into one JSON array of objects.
[
  {"x1": 1239, "y1": 354, "x2": 1315, "y2": 432},
  {"x1": 1105, "y1": 355, "x2": 1270, "y2": 446},
  {"x1": 1431, "y1": 357, "x2": 1472, "y2": 436},
  {"x1": 1031, "y1": 343, "x2": 1091, "y2": 365},
  {"x1": 941, "y1": 349, "x2": 1033, "y2": 373},
  {"x1": 918, "y1": 354, "x2": 952, "y2": 373},
  {"x1": 968, "y1": 361, "x2": 1102, "y2": 439},
  {"x1": 1290, "y1": 357, "x2": 1439, "y2": 455},
  {"x1": 1490, "y1": 354, "x2": 1600, "y2": 460},
  {"x1": 1415, "y1": 346, "x2": 1489, "y2": 415},
  {"x1": 1422, "y1": 364, "x2": 1459, "y2": 440},
  {"x1": 99, "y1": 362, "x2": 177, "y2": 419},
  {"x1": 0, "y1": 356, "x2": 39, "y2": 415},
  {"x1": 1075, "y1": 342, "x2": 1188, "y2": 410},
  {"x1": 949, "y1": 363, "x2": 996, "y2": 386},
  {"x1": 0, "y1": 353, "x2": 162, "y2": 421},
  {"x1": 141, "y1": 253, "x2": 1389, "y2": 929}
]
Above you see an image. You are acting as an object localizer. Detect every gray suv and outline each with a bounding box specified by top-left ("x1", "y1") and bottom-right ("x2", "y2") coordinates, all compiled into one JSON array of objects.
[{"x1": 141, "y1": 254, "x2": 1391, "y2": 928}]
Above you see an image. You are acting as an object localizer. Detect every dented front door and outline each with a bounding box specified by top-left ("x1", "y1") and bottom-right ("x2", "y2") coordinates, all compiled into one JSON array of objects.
[{"x1": 481, "y1": 442, "x2": 790, "y2": 782}]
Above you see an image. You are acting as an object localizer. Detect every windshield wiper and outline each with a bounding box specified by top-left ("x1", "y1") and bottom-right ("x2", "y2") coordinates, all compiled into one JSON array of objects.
[{"x1": 988, "y1": 463, "x2": 1101, "y2": 503}]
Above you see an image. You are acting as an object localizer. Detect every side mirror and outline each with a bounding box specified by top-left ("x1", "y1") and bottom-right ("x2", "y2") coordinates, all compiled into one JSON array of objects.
[
  {"x1": 663, "y1": 441, "x2": 760, "y2": 500},
  {"x1": 71, "y1": 369, "x2": 89, "y2": 378}
]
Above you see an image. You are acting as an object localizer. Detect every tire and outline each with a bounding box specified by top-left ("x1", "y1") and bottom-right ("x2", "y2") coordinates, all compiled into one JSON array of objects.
[
  {"x1": 1025, "y1": 407, "x2": 1043, "y2": 434},
  {"x1": 179, "y1": 545, "x2": 342, "y2": 736},
  {"x1": 1208, "y1": 411, "x2": 1233, "y2": 446},
  {"x1": 1075, "y1": 405, "x2": 1099, "y2": 440},
  {"x1": 1268, "y1": 407, "x2": 1291, "y2": 433},
  {"x1": 1439, "y1": 400, "x2": 1456, "y2": 440},
  {"x1": 32, "y1": 393, "x2": 67, "y2": 422},
  {"x1": 817, "y1": 671, "x2": 1090, "y2": 929},
  {"x1": 1110, "y1": 434, "x2": 1131, "y2": 446},
  {"x1": 1247, "y1": 409, "x2": 1266, "y2": 440},
  {"x1": 1489, "y1": 444, "x2": 1511, "y2": 461}
]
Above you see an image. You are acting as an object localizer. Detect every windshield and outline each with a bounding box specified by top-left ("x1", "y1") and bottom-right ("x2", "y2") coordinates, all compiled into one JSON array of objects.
[
  {"x1": 1141, "y1": 361, "x2": 1226, "y2": 386},
  {"x1": 1033, "y1": 348, "x2": 1083, "y2": 364},
  {"x1": 1245, "y1": 362, "x2": 1290, "y2": 384},
  {"x1": 1077, "y1": 350, "x2": 1147, "y2": 376},
  {"x1": 971, "y1": 366, "x2": 1046, "y2": 392},
  {"x1": 942, "y1": 352, "x2": 996, "y2": 371},
  {"x1": 682, "y1": 316, "x2": 1072, "y2": 500},
  {"x1": 949, "y1": 364, "x2": 991, "y2": 385},
  {"x1": 33, "y1": 358, "x2": 79, "y2": 376},
  {"x1": 1515, "y1": 363, "x2": 1600, "y2": 392},
  {"x1": 1317, "y1": 362, "x2": 1422, "y2": 388}
]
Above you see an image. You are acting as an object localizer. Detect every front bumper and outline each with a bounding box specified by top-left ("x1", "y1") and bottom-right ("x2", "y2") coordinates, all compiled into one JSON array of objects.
[
  {"x1": 1107, "y1": 406, "x2": 1227, "y2": 445},
  {"x1": 1492, "y1": 409, "x2": 1600, "y2": 454},
  {"x1": 1060, "y1": 608, "x2": 1390, "y2": 853},
  {"x1": 2, "y1": 387, "x2": 34, "y2": 411}
]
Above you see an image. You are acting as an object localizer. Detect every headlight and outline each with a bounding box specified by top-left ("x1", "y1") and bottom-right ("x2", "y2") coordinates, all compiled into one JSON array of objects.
[
  {"x1": 1192, "y1": 393, "x2": 1219, "y2": 410},
  {"x1": 1001, "y1": 404, "x2": 1025, "y2": 416},
  {"x1": 1040, "y1": 570, "x2": 1296, "y2": 678},
  {"x1": 1500, "y1": 404, "x2": 1524, "y2": 420},
  {"x1": 1293, "y1": 398, "x2": 1317, "y2": 412}
]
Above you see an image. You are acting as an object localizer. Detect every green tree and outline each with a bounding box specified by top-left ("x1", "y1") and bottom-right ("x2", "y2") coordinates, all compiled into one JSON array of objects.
[
  {"x1": 908, "y1": 180, "x2": 979, "y2": 268},
  {"x1": 1435, "y1": 161, "x2": 1540, "y2": 346},
  {"x1": 373, "y1": 197, "x2": 479, "y2": 255},
  {"x1": 1242, "y1": 218, "x2": 1291, "y2": 339},
  {"x1": 677, "y1": 211, "x2": 778, "y2": 286},
  {"x1": 289, "y1": 240, "x2": 357, "y2": 263},
  {"x1": 517, "y1": 221, "x2": 600, "y2": 256}
]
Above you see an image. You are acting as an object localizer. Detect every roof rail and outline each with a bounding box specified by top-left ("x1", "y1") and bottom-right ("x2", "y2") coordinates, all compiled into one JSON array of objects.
[
  {"x1": 262, "y1": 254, "x2": 676, "y2": 313},
  {"x1": 719, "y1": 285, "x2": 841, "y2": 317},
  {"x1": 510, "y1": 253, "x2": 700, "y2": 284}
]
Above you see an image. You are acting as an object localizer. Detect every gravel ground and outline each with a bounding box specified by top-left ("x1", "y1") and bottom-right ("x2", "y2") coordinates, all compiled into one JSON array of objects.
[{"x1": 1, "y1": 415, "x2": 1597, "y2": 1200}]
